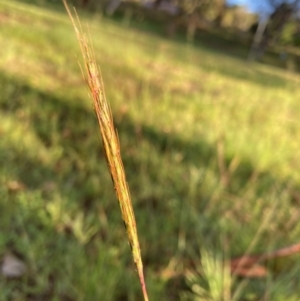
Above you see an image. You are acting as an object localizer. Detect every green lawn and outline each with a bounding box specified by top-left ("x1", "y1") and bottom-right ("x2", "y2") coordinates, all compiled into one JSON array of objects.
[{"x1": 1, "y1": 1, "x2": 300, "y2": 300}]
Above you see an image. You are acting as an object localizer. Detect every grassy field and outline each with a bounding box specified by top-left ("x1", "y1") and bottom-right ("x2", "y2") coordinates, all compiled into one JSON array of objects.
[{"x1": 1, "y1": 1, "x2": 300, "y2": 300}]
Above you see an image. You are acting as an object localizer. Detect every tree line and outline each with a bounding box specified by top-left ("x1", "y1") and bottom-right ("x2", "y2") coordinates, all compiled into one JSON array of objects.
[{"x1": 73, "y1": 0, "x2": 300, "y2": 56}]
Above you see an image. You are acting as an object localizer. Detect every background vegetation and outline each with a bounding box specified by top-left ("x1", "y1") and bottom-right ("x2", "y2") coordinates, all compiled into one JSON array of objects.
[{"x1": 0, "y1": 0, "x2": 300, "y2": 300}]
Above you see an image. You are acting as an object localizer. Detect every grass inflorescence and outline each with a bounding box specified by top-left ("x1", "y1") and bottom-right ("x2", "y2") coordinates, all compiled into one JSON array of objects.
[{"x1": 62, "y1": 1, "x2": 149, "y2": 300}]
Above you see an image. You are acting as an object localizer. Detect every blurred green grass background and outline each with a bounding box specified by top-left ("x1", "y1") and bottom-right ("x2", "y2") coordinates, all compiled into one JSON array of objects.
[{"x1": 0, "y1": 1, "x2": 300, "y2": 300}]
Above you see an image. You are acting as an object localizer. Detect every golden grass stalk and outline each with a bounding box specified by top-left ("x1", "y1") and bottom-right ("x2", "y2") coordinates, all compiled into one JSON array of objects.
[{"x1": 62, "y1": 1, "x2": 149, "y2": 300}]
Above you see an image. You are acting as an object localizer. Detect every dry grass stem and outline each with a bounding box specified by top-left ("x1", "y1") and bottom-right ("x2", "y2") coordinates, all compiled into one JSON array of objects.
[{"x1": 62, "y1": 1, "x2": 149, "y2": 300}]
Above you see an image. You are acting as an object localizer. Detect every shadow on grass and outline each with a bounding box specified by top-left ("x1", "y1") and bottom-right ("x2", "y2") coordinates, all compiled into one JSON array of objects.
[
  {"x1": 1, "y1": 69, "x2": 300, "y2": 300},
  {"x1": 0, "y1": 61, "x2": 290, "y2": 207},
  {"x1": 0, "y1": 70, "x2": 293, "y2": 208}
]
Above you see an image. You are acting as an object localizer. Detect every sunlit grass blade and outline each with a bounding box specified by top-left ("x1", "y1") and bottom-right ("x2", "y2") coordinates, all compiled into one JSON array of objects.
[{"x1": 62, "y1": 1, "x2": 149, "y2": 300}]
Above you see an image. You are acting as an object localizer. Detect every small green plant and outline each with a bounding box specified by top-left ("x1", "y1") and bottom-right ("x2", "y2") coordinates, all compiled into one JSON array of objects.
[{"x1": 184, "y1": 249, "x2": 233, "y2": 301}]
